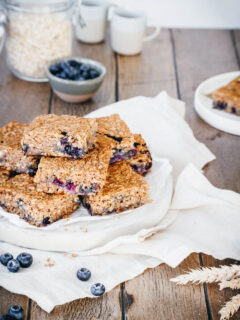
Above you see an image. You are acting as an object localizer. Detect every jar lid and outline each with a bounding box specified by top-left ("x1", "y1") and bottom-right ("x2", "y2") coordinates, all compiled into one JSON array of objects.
[{"x1": 6, "y1": 0, "x2": 76, "y2": 12}]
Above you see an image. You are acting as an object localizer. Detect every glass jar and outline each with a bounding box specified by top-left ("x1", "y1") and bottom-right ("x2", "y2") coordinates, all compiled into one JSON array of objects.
[{"x1": 0, "y1": 0, "x2": 76, "y2": 82}]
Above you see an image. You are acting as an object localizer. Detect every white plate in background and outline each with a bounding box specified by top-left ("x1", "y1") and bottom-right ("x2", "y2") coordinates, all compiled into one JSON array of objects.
[{"x1": 194, "y1": 71, "x2": 240, "y2": 136}]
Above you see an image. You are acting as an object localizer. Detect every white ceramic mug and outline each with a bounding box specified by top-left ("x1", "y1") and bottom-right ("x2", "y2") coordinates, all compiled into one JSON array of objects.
[
  {"x1": 110, "y1": 8, "x2": 160, "y2": 55},
  {"x1": 75, "y1": 0, "x2": 110, "y2": 44}
]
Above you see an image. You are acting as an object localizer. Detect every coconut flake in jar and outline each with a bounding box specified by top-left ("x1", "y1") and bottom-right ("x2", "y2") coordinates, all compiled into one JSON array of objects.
[{"x1": 6, "y1": 11, "x2": 72, "y2": 79}]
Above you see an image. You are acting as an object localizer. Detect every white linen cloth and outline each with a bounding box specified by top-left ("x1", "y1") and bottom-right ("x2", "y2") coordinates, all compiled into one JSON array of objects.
[{"x1": 0, "y1": 92, "x2": 239, "y2": 313}]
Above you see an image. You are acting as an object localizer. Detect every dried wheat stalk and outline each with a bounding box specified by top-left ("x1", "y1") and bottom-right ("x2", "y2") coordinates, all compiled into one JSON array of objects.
[
  {"x1": 219, "y1": 278, "x2": 240, "y2": 290},
  {"x1": 170, "y1": 265, "x2": 240, "y2": 285},
  {"x1": 219, "y1": 294, "x2": 240, "y2": 320}
]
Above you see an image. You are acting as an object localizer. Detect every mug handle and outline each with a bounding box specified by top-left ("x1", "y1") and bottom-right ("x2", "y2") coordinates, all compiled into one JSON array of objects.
[{"x1": 144, "y1": 26, "x2": 161, "y2": 42}]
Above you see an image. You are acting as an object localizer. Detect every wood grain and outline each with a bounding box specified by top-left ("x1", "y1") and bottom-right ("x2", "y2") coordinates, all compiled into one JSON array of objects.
[
  {"x1": 172, "y1": 29, "x2": 240, "y2": 319},
  {"x1": 118, "y1": 29, "x2": 177, "y2": 98},
  {"x1": 123, "y1": 254, "x2": 207, "y2": 320},
  {"x1": 118, "y1": 29, "x2": 207, "y2": 320},
  {"x1": 0, "y1": 50, "x2": 50, "y2": 126},
  {"x1": 30, "y1": 289, "x2": 121, "y2": 320}
]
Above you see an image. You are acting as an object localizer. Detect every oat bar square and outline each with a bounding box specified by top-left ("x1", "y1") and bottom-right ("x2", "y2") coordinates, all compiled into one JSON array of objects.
[
  {"x1": 21, "y1": 114, "x2": 97, "y2": 158},
  {"x1": 0, "y1": 174, "x2": 79, "y2": 227},
  {"x1": 34, "y1": 138, "x2": 112, "y2": 195},
  {"x1": 96, "y1": 114, "x2": 136, "y2": 163},
  {"x1": 0, "y1": 121, "x2": 39, "y2": 175},
  {"x1": 81, "y1": 162, "x2": 150, "y2": 216},
  {"x1": 212, "y1": 76, "x2": 240, "y2": 116},
  {"x1": 127, "y1": 134, "x2": 152, "y2": 176}
]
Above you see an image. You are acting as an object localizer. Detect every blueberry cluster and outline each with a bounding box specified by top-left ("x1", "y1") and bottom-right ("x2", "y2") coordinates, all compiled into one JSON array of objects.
[
  {"x1": 0, "y1": 252, "x2": 33, "y2": 273},
  {"x1": 0, "y1": 305, "x2": 24, "y2": 320},
  {"x1": 50, "y1": 60, "x2": 101, "y2": 81},
  {"x1": 77, "y1": 267, "x2": 105, "y2": 296}
]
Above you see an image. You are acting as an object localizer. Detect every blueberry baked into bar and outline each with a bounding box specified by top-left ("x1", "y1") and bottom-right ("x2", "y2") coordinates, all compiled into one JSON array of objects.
[
  {"x1": 0, "y1": 121, "x2": 39, "y2": 175},
  {"x1": 96, "y1": 114, "x2": 136, "y2": 163},
  {"x1": 127, "y1": 134, "x2": 152, "y2": 176},
  {"x1": 211, "y1": 76, "x2": 240, "y2": 116},
  {"x1": 34, "y1": 136, "x2": 112, "y2": 195},
  {"x1": 0, "y1": 174, "x2": 79, "y2": 226},
  {"x1": 21, "y1": 114, "x2": 97, "y2": 158},
  {"x1": 81, "y1": 162, "x2": 150, "y2": 216}
]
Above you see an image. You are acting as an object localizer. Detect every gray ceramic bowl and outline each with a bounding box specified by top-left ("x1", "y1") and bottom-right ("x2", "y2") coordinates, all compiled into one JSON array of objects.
[{"x1": 46, "y1": 57, "x2": 106, "y2": 103}]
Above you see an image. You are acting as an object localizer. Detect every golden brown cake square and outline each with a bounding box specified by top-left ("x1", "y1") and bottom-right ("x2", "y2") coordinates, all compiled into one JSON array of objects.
[
  {"x1": 212, "y1": 76, "x2": 240, "y2": 116},
  {"x1": 81, "y1": 162, "x2": 150, "y2": 216},
  {"x1": 34, "y1": 137, "x2": 112, "y2": 195},
  {"x1": 21, "y1": 114, "x2": 97, "y2": 158},
  {"x1": 0, "y1": 121, "x2": 39, "y2": 175},
  {"x1": 0, "y1": 174, "x2": 79, "y2": 226},
  {"x1": 127, "y1": 134, "x2": 152, "y2": 176},
  {"x1": 96, "y1": 114, "x2": 136, "y2": 163}
]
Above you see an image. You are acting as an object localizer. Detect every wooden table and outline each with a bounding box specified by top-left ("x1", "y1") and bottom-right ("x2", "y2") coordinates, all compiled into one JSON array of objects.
[{"x1": 0, "y1": 29, "x2": 240, "y2": 320}]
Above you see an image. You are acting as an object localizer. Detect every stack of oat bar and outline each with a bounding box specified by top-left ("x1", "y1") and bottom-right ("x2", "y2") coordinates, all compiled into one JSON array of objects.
[{"x1": 0, "y1": 114, "x2": 152, "y2": 227}]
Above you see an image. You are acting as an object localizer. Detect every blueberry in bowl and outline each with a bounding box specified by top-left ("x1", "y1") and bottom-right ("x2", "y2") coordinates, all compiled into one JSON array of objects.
[{"x1": 47, "y1": 57, "x2": 106, "y2": 103}]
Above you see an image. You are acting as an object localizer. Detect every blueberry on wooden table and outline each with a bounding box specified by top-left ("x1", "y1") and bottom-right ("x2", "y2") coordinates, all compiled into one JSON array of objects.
[
  {"x1": 8, "y1": 305, "x2": 24, "y2": 320},
  {"x1": 91, "y1": 283, "x2": 105, "y2": 296},
  {"x1": 7, "y1": 259, "x2": 20, "y2": 273},
  {"x1": 0, "y1": 253, "x2": 13, "y2": 266},
  {"x1": 17, "y1": 252, "x2": 33, "y2": 268},
  {"x1": 77, "y1": 268, "x2": 91, "y2": 281}
]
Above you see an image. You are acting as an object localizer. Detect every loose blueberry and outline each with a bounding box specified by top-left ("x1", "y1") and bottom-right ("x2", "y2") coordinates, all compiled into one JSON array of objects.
[
  {"x1": 50, "y1": 64, "x2": 60, "y2": 75},
  {"x1": 77, "y1": 268, "x2": 91, "y2": 281},
  {"x1": 7, "y1": 259, "x2": 20, "y2": 273},
  {"x1": 68, "y1": 60, "x2": 81, "y2": 68},
  {"x1": 0, "y1": 315, "x2": 15, "y2": 320},
  {"x1": 80, "y1": 64, "x2": 89, "y2": 73},
  {"x1": 8, "y1": 305, "x2": 24, "y2": 320},
  {"x1": 90, "y1": 283, "x2": 105, "y2": 296},
  {"x1": 0, "y1": 253, "x2": 13, "y2": 266},
  {"x1": 89, "y1": 70, "x2": 99, "y2": 79},
  {"x1": 17, "y1": 252, "x2": 33, "y2": 268}
]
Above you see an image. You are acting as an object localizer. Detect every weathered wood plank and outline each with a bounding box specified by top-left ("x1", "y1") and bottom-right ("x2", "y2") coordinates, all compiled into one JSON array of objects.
[
  {"x1": 123, "y1": 254, "x2": 208, "y2": 320},
  {"x1": 0, "y1": 50, "x2": 49, "y2": 126},
  {"x1": 118, "y1": 29, "x2": 207, "y2": 319},
  {"x1": 118, "y1": 29, "x2": 177, "y2": 98},
  {"x1": 31, "y1": 38, "x2": 121, "y2": 319},
  {"x1": 173, "y1": 29, "x2": 240, "y2": 319},
  {"x1": 30, "y1": 289, "x2": 121, "y2": 320}
]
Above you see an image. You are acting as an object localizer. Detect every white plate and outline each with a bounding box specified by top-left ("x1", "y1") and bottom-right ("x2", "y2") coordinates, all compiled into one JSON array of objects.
[{"x1": 194, "y1": 71, "x2": 240, "y2": 136}]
